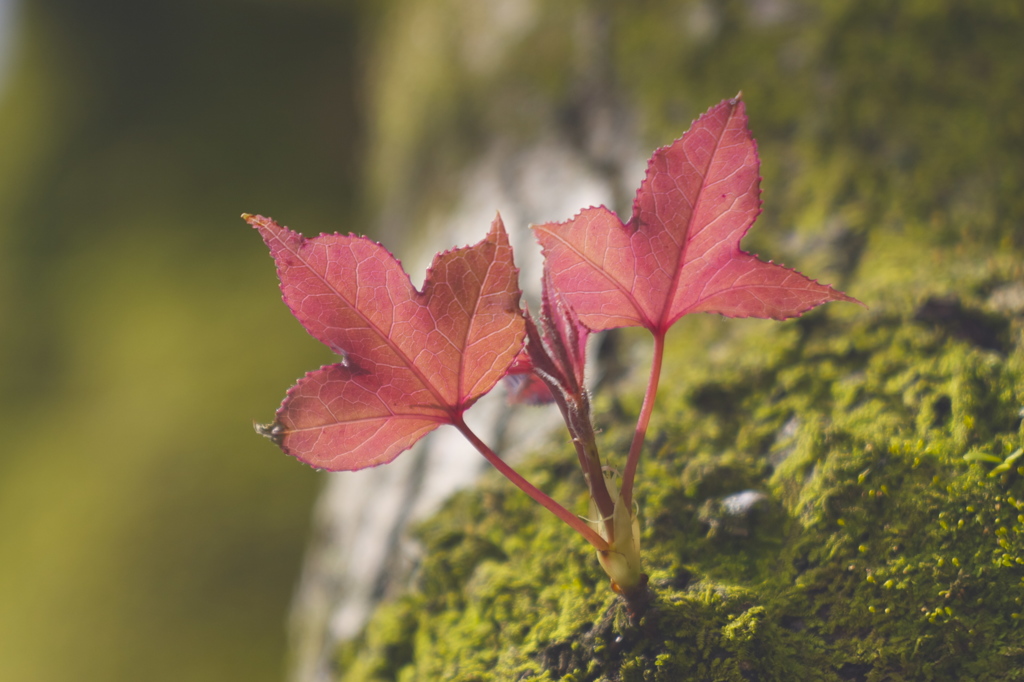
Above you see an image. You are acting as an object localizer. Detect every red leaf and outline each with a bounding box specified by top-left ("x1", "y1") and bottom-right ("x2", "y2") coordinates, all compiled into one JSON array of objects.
[
  {"x1": 504, "y1": 268, "x2": 591, "y2": 406},
  {"x1": 528, "y1": 267, "x2": 591, "y2": 397},
  {"x1": 248, "y1": 214, "x2": 525, "y2": 470},
  {"x1": 533, "y1": 96, "x2": 857, "y2": 335}
]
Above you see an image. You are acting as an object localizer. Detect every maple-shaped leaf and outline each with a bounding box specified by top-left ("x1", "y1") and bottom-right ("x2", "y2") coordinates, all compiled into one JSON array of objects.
[
  {"x1": 533, "y1": 96, "x2": 857, "y2": 335},
  {"x1": 247, "y1": 213, "x2": 525, "y2": 471}
]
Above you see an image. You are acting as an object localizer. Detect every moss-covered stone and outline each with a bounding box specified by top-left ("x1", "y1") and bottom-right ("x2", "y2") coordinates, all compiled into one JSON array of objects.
[{"x1": 336, "y1": 273, "x2": 1024, "y2": 680}]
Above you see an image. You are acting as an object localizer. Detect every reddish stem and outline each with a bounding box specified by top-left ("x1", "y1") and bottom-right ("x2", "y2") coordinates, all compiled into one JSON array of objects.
[
  {"x1": 454, "y1": 417, "x2": 610, "y2": 551},
  {"x1": 551, "y1": 395, "x2": 616, "y2": 538},
  {"x1": 620, "y1": 330, "x2": 666, "y2": 510}
]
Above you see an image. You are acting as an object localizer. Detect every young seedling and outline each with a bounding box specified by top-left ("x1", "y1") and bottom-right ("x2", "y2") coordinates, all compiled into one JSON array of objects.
[{"x1": 248, "y1": 96, "x2": 857, "y2": 607}]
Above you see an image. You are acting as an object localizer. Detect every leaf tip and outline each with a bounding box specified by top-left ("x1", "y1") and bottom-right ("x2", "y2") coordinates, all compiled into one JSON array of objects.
[
  {"x1": 242, "y1": 213, "x2": 280, "y2": 234},
  {"x1": 254, "y1": 420, "x2": 286, "y2": 447},
  {"x1": 242, "y1": 213, "x2": 267, "y2": 228},
  {"x1": 489, "y1": 211, "x2": 510, "y2": 241},
  {"x1": 839, "y1": 290, "x2": 867, "y2": 309}
]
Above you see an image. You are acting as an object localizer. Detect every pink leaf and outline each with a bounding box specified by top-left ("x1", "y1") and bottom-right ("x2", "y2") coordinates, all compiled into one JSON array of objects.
[
  {"x1": 248, "y1": 214, "x2": 525, "y2": 470},
  {"x1": 530, "y1": 267, "x2": 591, "y2": 396},
  {"x1": 533, "y1": 96, "x2": 858, "y2": 336},
  {"x1": 504, "y1": 267, "x2": 591, "y2": 406}
]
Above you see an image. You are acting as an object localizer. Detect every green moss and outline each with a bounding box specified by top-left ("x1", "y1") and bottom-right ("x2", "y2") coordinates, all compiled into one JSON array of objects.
[{"x1": 338, "y1": 276, "x2": 1024, "y2": 680}]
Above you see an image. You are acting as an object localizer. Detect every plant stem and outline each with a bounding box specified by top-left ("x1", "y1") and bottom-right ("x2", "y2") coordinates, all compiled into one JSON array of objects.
[
  {"x1": 560, "y1": 394, "x2": 616, "y2": 532},
  {"x1": 620, "y1": 330, "x2": 666, "y2": 510},
  {"x1": 453, "y1": 417, "x2": 610, "y2": 551}
]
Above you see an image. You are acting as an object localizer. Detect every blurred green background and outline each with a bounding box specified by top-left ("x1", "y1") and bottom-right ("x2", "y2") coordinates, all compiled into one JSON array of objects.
[{"x1": 0, "y1": 1, "x2": 377, "y2": 680}]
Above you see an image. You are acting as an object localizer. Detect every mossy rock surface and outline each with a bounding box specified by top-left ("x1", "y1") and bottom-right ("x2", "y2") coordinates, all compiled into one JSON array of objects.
[{"x1": 337, "y1": 278, "x2": 1024, "y2": 680}]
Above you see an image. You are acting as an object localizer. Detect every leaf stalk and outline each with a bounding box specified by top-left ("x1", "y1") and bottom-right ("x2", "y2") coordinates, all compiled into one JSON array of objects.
[
  {"x1": 620, "y1": 330, "x2": 666, "y2": 510},
  {"x1": 453, "y1": 417, "x2": 610, "y2": 551}
]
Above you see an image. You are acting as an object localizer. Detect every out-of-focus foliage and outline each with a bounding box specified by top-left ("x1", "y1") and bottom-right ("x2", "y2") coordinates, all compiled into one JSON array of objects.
[
  {"x1": 366, "y1": 0, "x2": 1024, "y2": 280},
  {"x1": 0, "y1": 1, "x2": 377, "y2": 680}
]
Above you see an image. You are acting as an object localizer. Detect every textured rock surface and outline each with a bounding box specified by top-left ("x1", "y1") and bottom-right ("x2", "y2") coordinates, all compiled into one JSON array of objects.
[
  {"x1": 338, "y1": 285, "x2": 1024, "y2": 681},
  {"x1": 287, "y1": 1, "x2": 1024, "y2": 680}
]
